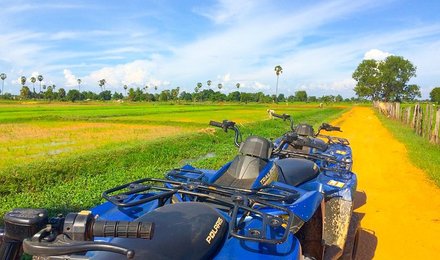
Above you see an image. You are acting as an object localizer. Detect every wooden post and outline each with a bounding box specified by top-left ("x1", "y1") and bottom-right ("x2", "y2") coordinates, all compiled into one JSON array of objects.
[
  {"x1": 395, "y1": 102, "x2": 400, "y2": 120},
  {"x1": 406, "y1": 107, "x2": 411, "y2": 125},
  {"x1": 416, "y1": 105, "x2": 423, "y2": 136},
  {"x1": 411, "y1": 104, "x2": 418, "y2": 128},
  {"x1": 430, "y1": 108, "x2": 440, "y2": 144},
  {"x1": 426, "y1": 104, "x2": 432, "y2": 138},
  {"x1": 423, "y1": 104, "x2": 428, "y2": 137}
]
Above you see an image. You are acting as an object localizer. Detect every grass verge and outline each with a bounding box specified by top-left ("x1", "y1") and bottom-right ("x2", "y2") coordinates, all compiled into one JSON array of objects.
[{"x1": 376, "y1": 111, "x2": 440, "y2": 186}]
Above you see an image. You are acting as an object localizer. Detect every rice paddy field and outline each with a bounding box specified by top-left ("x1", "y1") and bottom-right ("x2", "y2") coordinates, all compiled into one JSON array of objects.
[{"x1": 0, "y1": 101, "x2": 348, "y2": 222}]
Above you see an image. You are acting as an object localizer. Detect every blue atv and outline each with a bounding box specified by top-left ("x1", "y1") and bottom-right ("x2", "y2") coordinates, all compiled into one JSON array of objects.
[
  {"x1": 270, "y1": 113, "x2": 353, "y2": 171},
  {"x1": 167, "y1": 120, "x2": 360, "y2": 259},
  {"x1": 0, "y1": 121, "x2": 359, "y2": 260}
]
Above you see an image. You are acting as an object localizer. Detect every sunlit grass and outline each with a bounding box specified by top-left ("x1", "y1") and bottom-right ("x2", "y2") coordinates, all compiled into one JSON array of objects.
[
  {"x1": 0, "y1": 101, "x2": 351, "y2": 223},
  {"x1": 0, "y1": 102, "x2": 351, "y2": 170}
]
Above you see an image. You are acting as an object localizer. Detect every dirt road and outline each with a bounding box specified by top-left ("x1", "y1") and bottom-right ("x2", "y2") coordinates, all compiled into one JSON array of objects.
[{"x1": 330, "y1": 107, "x2": 440, "y2": 259}]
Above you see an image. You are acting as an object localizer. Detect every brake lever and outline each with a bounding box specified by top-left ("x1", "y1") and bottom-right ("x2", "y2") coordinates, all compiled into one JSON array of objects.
[{"x1": 23, "y1": 232, "x2": 135, "y2": 259}]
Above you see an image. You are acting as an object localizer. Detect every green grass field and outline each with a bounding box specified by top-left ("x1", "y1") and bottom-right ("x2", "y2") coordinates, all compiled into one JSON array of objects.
[{"x1": 0, "y1": 101, "x2": 348, "y2": 223}]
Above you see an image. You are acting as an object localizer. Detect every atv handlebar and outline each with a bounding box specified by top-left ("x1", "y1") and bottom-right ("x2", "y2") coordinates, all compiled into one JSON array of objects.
[
  {"x1": 1, "y1": 209, "x2": 154, "y2": 259},
  {"x1": 316, "y1": 123, "x2": 342, "y2": 136},
  {"x1": 209, "y1": 120, "x2": 223, "y2": 128},
  {"x1": 271, "y1": 113, "x2": 295, "y2": 131},
  {"x1": 271, "y1": 113, "x2": 290, "y2": 121},
  {"x1": 209, "y1": 120, "x2": 242, "y2": 147},
  {"x1": 62, "y1": 212, "x2": 154, "y2": 240}
]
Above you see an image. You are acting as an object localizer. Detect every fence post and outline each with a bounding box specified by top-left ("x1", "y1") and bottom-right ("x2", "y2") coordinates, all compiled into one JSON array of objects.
[
  {"x1": 416, "y1": 105, "x2": 423, "y2": 135},
  {"x1": 426, "y1": 104, "x2": 433, "y2": 138},
  {"x1": 406, "y1": 107, "x2": 411, "y2": 125},
  {"x1": 430, "y1": 108, "x2": 440, "y2": 144},
  {"x1": 423, "y1": 104, "x2": 428, "y2": 137},
  {"x1": 395, "y1": 102, "x2": 400, "y2": 120},
  {"x1": 411, "y1": 104, "x2": 418, "y2": 128}
]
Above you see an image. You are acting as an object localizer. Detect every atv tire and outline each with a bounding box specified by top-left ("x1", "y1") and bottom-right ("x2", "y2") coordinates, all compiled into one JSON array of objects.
[{"x1": 340, "y1": 213, "x2": 360, "y2": 260}]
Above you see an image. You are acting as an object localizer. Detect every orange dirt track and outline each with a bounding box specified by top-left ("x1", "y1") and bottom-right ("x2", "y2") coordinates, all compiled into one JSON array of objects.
[{"x1": 330, "y1": 107, "x2": 440, "y2": 259}]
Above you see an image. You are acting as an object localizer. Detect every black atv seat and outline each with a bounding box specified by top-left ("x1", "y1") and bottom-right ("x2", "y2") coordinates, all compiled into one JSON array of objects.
[
  {"x1": 92, "y1": 202, "x2": 228, "y2": 260},
  {"x1": 214, "y1": 136, "x2": 272, "y2": 189},
  {"x1": 276, "y1": 158, "x2": 319, "y2": 186},
  {"x1": 214, "y1": 154, "x2": 268, "y2": 189}
]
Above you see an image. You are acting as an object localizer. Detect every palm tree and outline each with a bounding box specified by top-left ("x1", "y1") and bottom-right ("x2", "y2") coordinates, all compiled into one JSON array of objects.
[
  {"x1": 123, "y1": 85, "x2": 128, "y2": 95},
  {"x1": 77, "y1": 79, "x2": 82, "y2": 92},
  {"x1": 0, "y1": 73, "x2": 7, "y2": 95},
  {"x1": 154, "y1": 86, "x2": 158, "y2": 92},
  {"x1": 236, "y1": 83, "x2": 240, "y2": 89},
  {"x1": 30, "y1": 77, "x2": 37, "y2": 93},
  {"x1": 37, "y1": 75, "x2": 43, "y2": 92},
  {"x1": 274, "y1": 65, "x2": 283, "y2": 103},
  {"x1": 98, "y1": 79, "x2": 106, "y2": 91},
  {"x1": 20, "y1": 76, "x2": 27, "y2": 86},
  {"x1": 218, "y1": 83, "x2": 223, "y2": 90},
  {"x1": 197, "y1": 82, "x2": 202, "y2": 89},
  {"x1": 207, "y1": 80, "x2": 212, "y2": 88}
]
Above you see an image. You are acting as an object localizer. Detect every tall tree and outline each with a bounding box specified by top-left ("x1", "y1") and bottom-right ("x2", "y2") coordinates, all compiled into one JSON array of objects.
[
  {"x1": 294, "y1": 90, "x2": 308, "y2": 102},
  {"x1": 66, "y1": 89, "x2": 81, "y2": 102},
  {"x1": 429, "y1": 87, "x2": 440, "y2": 104},
  {"x1": 236, "y1": 83, "x2": 240, "y2": 89},
  {"x1": 274, "y1": 65, "x2": 283, "y2": 103},
  {"x1": 98, "y1": 79, "x2": 106, "y2": 91},
  {"x1": 30, "y1": 76, "x2": 37, "y2": 92},
  {"x1": 123, "y1": 85, "x2": 128, "y2": 96},
  {"x1": 77, "y1": 78, "x2": 82, "y2": 92},
  {"x1": 207, "y1": 80, "x2": 212, "y2": 88},
  {"x1": 197, "y1": 82, "x2": 203, "y2": 89},
  {"x1": 218, "y1": 83, "x2": 223, "y2": 90},
  {"x1": 20, "y1": 76, "x2": 27, "y2": 87},
  {"x1": 20, "y1": 86, "x2": 31, "y2": 99},
  {"x1": 0, "y1": 73, "x2": 6, "y2": 95},
  {"x1": 353, "y1": 56, "x2": 418, "y2": 101},
  {"x1": 58, "y1": 88, "x2": 66, "y2": 100},
  {"x1": 37, "y1": 75, "x2": 43, "y2": 92}
]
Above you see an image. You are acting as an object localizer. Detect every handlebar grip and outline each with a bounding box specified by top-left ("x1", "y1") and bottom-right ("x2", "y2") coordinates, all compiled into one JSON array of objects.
[
  {"x1": 332, "y1": 126, "x2": 341, "y2": 131},
  {"x1": 271, "y1": 113, "x2": 284, "y2": 119},
  {"x1": 93, "y1": 220, "x2": 154, "y2": 240},
  {"x1": 209, "y1": 121, "x2": 223, "y2": 128}
]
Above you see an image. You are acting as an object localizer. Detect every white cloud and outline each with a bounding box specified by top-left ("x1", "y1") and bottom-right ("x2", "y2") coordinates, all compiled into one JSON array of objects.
[
  {"x1": 194, "y1": 0, "x2": 256, "y2": 24},
  {"x1": 218, "y1": 73, "x2": 231, "y2": 82},
  {"x1": 364, "y1": 49, "x2": 393, "y2": 60},
  {"x1": 84, "y1": 60, "x2": 171, "y2": 91},
  {"x1": 252, "y1": 81, "x2": 270, "y2": 90},
  {"x1": 63, "y1": 69, "x2": 77, "y2": 87}
]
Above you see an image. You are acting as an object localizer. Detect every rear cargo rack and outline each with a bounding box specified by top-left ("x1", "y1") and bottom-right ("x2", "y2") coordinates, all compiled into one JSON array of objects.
[{"x1": 102, "y1": 178, "x2": 301, "y2": 244}]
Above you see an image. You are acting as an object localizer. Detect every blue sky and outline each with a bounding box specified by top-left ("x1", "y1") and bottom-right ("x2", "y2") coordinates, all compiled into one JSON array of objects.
[{"x1": 1, "y1": 0, "x2": 439, "y2": 98}]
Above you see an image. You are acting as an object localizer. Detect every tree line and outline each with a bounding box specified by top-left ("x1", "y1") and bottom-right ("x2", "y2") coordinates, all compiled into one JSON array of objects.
[{"x1": 0, "y1": 83, "x2": 356, "y2": 103}]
